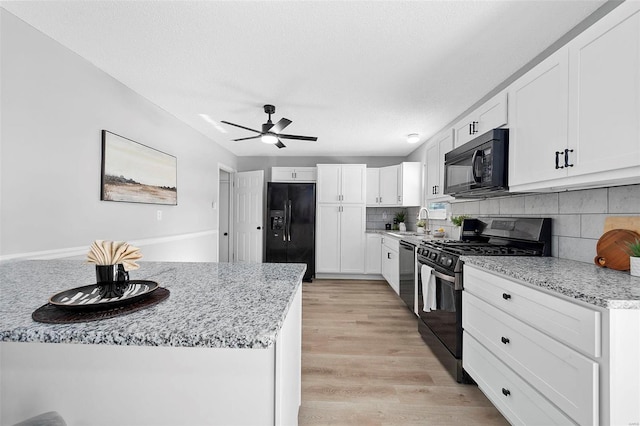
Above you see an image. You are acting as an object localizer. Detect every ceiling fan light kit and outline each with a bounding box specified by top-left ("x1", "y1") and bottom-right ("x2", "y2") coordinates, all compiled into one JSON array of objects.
[
  {"x1": 261, "y1": 133, "x2": 279, "y2": 144},
  {"x1": 221, "y1": 104, "x2": 317, "y2": 149}
]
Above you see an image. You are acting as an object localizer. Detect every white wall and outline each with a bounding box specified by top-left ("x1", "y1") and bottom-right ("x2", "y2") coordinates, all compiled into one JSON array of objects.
[{"x1": 0, "y1": 10, "x2": 237, "y2": 261}]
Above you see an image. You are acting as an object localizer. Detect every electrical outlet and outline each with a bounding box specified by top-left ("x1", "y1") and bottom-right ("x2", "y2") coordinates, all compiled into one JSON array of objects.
[{"x1": 157, "y1": 210, "x2": 162, "y2": 221}]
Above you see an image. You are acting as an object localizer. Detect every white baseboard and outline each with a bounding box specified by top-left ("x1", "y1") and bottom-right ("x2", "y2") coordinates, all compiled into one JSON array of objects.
[
  {"x1": 315, "y1": 273, "x2": 385, "y2": 281},
  {"x1": 0, "y1": 230, "x2": 218, "y2": 262}
]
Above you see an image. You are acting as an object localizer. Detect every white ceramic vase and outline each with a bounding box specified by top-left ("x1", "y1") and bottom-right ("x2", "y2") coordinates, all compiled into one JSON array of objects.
[
  {"x1": 399, "y1": 222, "x2": 407, "y2": 232},
  {"x1": 631, "y1": 256, "x2": 640, "y2": 277},
  {"x1": 450, "y1": 226, "x2": 461, "y2": 241},
  {"x1": 416, "y1": 226, "x2": 425, "y2": 234}
]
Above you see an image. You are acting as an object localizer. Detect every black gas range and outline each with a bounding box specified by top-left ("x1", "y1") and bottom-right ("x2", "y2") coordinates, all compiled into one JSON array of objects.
[{"x1": 416, "y1": 217, "x2": 551, "y2": 383}]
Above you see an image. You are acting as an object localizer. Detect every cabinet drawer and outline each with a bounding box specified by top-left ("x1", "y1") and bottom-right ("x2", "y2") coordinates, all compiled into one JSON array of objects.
[
  {"x1": 463, "y1": 265, "x2": 601, "y2": 357},
  {"x1": 464, "y1": 292, "x2": 598, "y2": 426},
  {"x1": 464, "y1": 332, "x2": 576, "y2": 426}
]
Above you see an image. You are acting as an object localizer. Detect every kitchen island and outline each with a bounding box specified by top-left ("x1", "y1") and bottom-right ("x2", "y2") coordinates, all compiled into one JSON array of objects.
[{"x1": 0, "y1": 260, "x2": 306, "y2": 425}]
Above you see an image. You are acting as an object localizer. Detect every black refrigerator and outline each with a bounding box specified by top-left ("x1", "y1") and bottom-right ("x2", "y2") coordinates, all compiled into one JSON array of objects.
[{"x1": 266, "y1": 182, "x2": 316, "y2": 282}]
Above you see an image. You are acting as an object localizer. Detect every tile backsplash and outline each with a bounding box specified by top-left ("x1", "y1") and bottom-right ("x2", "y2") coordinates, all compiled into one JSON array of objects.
[
  {"x1": 367, "y1": 184, "x2": 639, "y2": 264},
  {"x1": 445, "y1": 184, "x2": 639, "y2": 264}
]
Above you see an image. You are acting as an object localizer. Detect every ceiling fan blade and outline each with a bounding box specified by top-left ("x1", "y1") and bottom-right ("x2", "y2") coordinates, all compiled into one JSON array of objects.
[
  {"x1": 278, "y1": 134, "x2": 318, "y2": 141},
  {"x1": 232, "y1": 135, "x2": 261, "y2": 142},
  {"x1": 270, "y1": 118, "x2": 292, "y2": 134},
  {"x1": 275, "y1": 140, "x2": 286, "y2": 149},
  {"x1": 220, "y1": 121, "x2": 262, "y2": 134}
]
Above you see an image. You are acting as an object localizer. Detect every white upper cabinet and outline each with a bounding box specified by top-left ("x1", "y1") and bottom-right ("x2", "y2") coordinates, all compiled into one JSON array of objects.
[
  {"x1": 366, "y1": 163, "x2": 421, "y2": 207},
  {"x1": 453, "y1": 91, "x2": 508, "y2": 148},
  {"x1": 379, "y1": 165, "x2": 400, "y2": 206},
  {"x1": 366, "y1": 168, "x2": 380, "y2": 205},
  {"x1": 271, "y1": 167, "x2": 317, "y2": 182},
  {"x1": 509, "y1": 47, "x2": 570, "y2": 188},
  {"x1": 425, "y1": 131, "x2": 453, "y2": 202},
  {"x1": 567, "y1": 1, "x2": 640, "y2": 180},
  {"x1": 509, "y1": 1, "x2": 640, "y2": 192},
  {"x1": 317, "y1": 164, "x2": 366, "y2": 204}
]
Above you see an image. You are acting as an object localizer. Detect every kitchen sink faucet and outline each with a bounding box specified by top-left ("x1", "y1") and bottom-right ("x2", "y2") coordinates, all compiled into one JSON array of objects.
[{"x1": 417, "y1": 207, "x2": 430, "y2": 233}]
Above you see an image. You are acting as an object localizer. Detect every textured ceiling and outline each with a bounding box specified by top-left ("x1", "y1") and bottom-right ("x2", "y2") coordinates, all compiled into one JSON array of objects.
[{"x1": 2, "y1": 0, "x2": 606, "y2": 157}]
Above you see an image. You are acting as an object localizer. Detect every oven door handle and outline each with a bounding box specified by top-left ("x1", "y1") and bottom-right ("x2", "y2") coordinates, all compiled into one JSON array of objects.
[{"x1": 430, "y1": 269, "x2": 456, "y2": 283}]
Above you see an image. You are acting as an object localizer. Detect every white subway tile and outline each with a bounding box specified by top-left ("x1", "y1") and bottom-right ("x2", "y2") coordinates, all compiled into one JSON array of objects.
[{"x1": 608, "y1": 184, "x2": 640, "y2": 213}]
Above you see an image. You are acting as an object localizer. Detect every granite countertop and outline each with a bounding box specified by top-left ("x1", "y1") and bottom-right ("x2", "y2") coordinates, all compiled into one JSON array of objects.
[
  {"x1": 0, "y1": 260, "x2": 306, "y2": 348},
  {"x1": 461, "y1": 256, "x2": 640, "y2": 310},
  {"x1": 366, "y1": 229, "x2": 430, "y2": 246}
]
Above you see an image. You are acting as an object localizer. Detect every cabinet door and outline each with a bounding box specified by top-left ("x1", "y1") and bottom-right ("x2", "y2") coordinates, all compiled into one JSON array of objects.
[
  {"x1": 292, "y1": 167, "x2": 317, "y2": 182},
  {"x1": 399, "y1": 162, "x2": 421, "y2": 207},
  {"x1": 271, "y1": 167, "x2": 295, "y2": 182},
  {"x1": 340, "y1": 165, "x2": 366, "y2": 204},
  {"x1": 340, "y1": 205, "x2": 365, "y2": 273},
  {"x1": 453, "y1": 114, "x2": 477, "y2": 148},
  {"x1": 315, "y1": 204, "x2": 341, "y2": 272},
  {"x1": 366, "y1": 168, "x2": 380, "y2": 205},
  {"x1": 365, "y1": 234, "x2": 382, "y2": 274},
  {"x1": 509, "y1": 48, "x2": 569, "y2": 188},
  {"x1": 437, "y1": 134, "x2": 453, "y2": 197},
  {"x1": 425, "y1": 142, "x2": 440, "y2": 201},
  {"x1": 379, "y1": 165, "x2": 399, "y2": 206},
  {"x1": 476, "y1": 91, "x2": 508, "y2": 135},
  {"x1": 568, "y1": 1, "x2": 640, "y2": 176},
  {"x1": 381, "y1": 245, "x2": 399, "y2": 294},
  {"x1": 317, "y1": 165, "x2": 341, "y2": 203}
]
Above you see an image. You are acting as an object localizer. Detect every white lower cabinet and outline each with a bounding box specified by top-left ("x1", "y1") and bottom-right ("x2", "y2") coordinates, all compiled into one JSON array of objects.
[
  {"x1": 365, "y1": 233, "x2": 382, "y2": 274},
  {"x1": 463, "y1": 264, "x2": 640, "y2": 426},
  {"x1": 381, "y1": 236, "x2": 399, "y2": 294},
  {"x1": 464, "y1": 292, "x2": 597, "y2": 425},
  {"x1": 464, "y1": 332, "x2": 575, "y2": 425},
  {"x1": 316, "y1": 204, "x2": 365, "y2": 274}
]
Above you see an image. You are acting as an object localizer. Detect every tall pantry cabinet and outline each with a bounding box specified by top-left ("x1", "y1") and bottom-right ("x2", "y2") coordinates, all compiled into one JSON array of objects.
[{"x1": 316, "y1": 164, "x2": 366, "y2": 274}]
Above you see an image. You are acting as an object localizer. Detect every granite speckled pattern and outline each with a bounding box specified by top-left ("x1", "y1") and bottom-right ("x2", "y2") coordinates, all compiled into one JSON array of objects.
[
  {"x1": 461, "y1": 256, "x2": 640, "y2": 309},
  {"x1": 366, "y1": 230, "x2": 429, "y2": 246},
  {"x1": 0, "y1": 260, "x2": 306, "y2": 348}
]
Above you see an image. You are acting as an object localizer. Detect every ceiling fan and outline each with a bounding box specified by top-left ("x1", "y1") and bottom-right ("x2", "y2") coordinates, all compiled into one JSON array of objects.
[{"x1": 221, "y1": 104, "x2": 318, "y2": 149}]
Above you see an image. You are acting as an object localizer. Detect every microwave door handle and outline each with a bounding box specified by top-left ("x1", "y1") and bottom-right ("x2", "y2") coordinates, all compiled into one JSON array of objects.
[{"x1": 471, "y1": 149, "x2": 483, "y2": 183}]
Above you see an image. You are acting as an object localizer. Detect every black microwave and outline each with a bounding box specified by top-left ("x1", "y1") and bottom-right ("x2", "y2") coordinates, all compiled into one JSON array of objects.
[{"x1": 444, "y1": 129, "x2": 508, "y2": 198}]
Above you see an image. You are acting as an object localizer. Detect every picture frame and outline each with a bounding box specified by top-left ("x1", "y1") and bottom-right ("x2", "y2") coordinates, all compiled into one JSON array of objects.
[{"x1": 100, "y1": 130, "x2": 177, "y2": 205}]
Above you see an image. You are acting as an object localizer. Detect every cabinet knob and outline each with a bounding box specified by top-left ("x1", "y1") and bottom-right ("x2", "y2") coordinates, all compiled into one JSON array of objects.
[
  {"x1": 223, "y1": 232, "x2": 228, "y2": 236},
  {"x1": 501, "y1": 336, "x2": 510, "y2": 344},
  {"x1": 257, "y1": 226, "x2": 261, "y2": 230},
  {"x1": 502, "y1": 293, "x2": 511, "y2": 300},
  {"x1": 502, "y1": 388, "x2": 511, "y2": 397}
]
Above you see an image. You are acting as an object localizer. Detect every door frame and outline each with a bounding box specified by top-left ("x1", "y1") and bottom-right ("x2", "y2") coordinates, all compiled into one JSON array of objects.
[{"x1": 218, "y1": 163, "x2": 236, "y2": 262}]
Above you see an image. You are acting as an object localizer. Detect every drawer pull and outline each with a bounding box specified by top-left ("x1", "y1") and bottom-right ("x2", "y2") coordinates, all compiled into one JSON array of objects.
[
  {"x1": 502, "y1": 388, "x2": 511, "y2": 397},
  {"x1": 502, "y1": 293, "x2": 511, "y2": 300},
  {"x1": 501, "y1": 336, "x2": 510, "y2": 344}
]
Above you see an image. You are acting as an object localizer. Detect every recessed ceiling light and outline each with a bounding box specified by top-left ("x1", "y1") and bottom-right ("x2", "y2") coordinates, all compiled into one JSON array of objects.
[
  {"x1": 407, "y1": 133, "x2": 420, "y2": 144},
  {"x1": 199, "y1": 113, "x2": 227, "y2": 133}
]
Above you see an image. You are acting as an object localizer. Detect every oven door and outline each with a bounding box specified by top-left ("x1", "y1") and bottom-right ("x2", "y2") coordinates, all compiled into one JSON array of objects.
[{"x1": 417, "y1": 261, "x2": 462, "y2": 359}]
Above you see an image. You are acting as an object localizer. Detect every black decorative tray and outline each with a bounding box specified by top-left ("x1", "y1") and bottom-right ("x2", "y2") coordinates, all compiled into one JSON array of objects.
[
  {"x1": 49, "y1": 280, "x2": 159, "y2": 310},
  {"x1": 33, "y1": 287, "x2": 170, "y2": 324}
]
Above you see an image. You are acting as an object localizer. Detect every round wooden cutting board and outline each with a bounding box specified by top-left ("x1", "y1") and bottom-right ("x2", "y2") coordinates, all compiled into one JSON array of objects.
[{"x1": 594, "y1": 229, "x2": 640, "y2": 271}]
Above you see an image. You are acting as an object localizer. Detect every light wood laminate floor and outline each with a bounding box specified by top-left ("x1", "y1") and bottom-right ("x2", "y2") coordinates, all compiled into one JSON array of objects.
[{"x1": 298, "y1": 279, "x2": 509, "y2": 426}]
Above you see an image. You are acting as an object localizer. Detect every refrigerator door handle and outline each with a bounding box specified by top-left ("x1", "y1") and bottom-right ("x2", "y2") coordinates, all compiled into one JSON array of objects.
[
  {"x1": 283, "y1": 202, "x2": 288, "y2": 242},
  {"x1": 287, "y1": 200, "x2": 292, "y2": 241}
]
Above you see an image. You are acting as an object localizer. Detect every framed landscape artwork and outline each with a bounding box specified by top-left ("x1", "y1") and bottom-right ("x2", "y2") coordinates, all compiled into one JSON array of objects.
[{"x1": 101, "y1": 130, "x2": 177, "y2": 205}]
